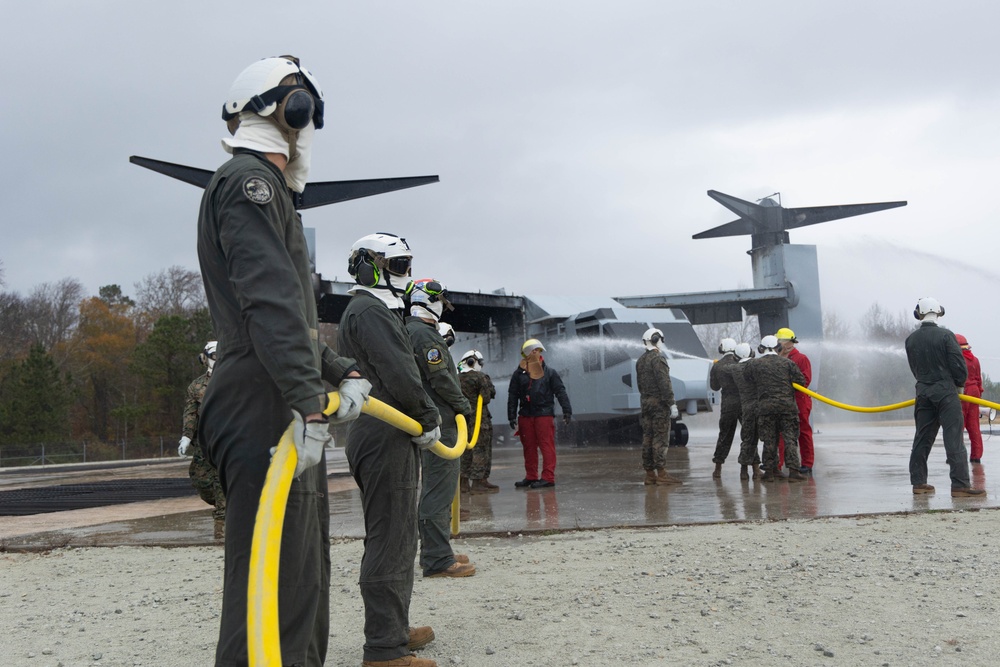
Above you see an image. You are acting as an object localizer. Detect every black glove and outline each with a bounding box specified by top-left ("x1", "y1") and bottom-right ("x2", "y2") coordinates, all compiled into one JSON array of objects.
[
  {"x1": 509, "y1": 419, "x2": 518, "y2": 430},
  {"x1": 563, "y1": 414, "x2": 572, "y2": 425}
]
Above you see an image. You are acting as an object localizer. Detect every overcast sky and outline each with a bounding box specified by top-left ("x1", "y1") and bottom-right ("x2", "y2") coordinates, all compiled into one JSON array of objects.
[{"x1": 3, "y1": 1, "x2": 999, "y2": 378}]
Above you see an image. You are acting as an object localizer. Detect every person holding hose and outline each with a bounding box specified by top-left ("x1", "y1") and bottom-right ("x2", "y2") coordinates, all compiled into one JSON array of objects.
[
  {"x1": 197, "y1": 56, "x2": 371, "y2": 667},
  {"x1": 955, "y1": 334, "x2": 985, "y2": 464},
  {"x1": 906, "y1": 298, "x2": 984, "y2": 497},
  {"x1": 340, "y1": 234, "x2": 443, "y2": 666}
]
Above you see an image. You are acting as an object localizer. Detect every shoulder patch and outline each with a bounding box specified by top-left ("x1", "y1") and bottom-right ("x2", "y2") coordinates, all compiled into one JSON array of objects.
[
  {"x1": 426, "y1": 348, "x2": 443, "y2": 365},
  {"x1": 242, "y1": 176, "x2": 273, "y2": 205}
]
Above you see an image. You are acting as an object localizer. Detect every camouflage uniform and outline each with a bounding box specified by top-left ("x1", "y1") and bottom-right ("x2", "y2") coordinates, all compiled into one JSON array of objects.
[
  {"x1": 710, "y1": 353, "x2": 742, "y2": 464},
  {"x1": 636, "y1": 348, "x2": 675, "y2": 471},
  {"x1": 746, "y1": 354, "x2": 807, "y2": 472},
  {"x1": 459, "y1": 370, "x2": 496, "y2": 481},
  {"x1": 729, "y1": 360, "x2": 762, "y2": 467},
  {"x1": 182, "y1": 372, "x2": 225, "y2": 520}
]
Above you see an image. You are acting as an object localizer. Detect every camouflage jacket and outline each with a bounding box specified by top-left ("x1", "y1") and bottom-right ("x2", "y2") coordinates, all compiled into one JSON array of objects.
[
  {"x1": 459, "y1": 370, "x2": 496, "y2": 423},
  {"x1": 745, "y1": 354, "x2": 807, "y2": 415},
  {"x1": 182, "y1": 372, "x2": 211, "y2": 441},
  {"x1": 729, "y1": 360, "x2": 758, "y2": 415},
  {"x1": 636, "y1": 348, "x2": 674, "y2": 406},
  {"x1": 710, "y1": 353, "x2": 741, "y2": 413}
]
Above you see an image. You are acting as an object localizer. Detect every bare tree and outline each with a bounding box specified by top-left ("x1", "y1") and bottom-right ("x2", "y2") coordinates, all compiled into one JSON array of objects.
[
  {"x1": 133, "y1": 266, "x2": 206, "y2": 328},
  {"x1": 23, "y1": 278, "x2": 85, "y2": 352},
  {"x1": 0, "y1": 290, "x2": 30, "y2": 361},
  {"x1": 694, "y1": 313, "x2": 760, "y2": 357}
]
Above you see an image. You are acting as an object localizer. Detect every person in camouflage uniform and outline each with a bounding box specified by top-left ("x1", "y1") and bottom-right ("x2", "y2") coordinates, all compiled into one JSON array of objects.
[
  {"x1": 178, "y1": 341, "x2": 225, "y2": 521},
  {"x1": 458, "y1": 350, "x2": 498, "y2": 495},
  {"x1": 710, "y1": 338, "x2": 741, "y2": 478},
  {"x1": 745, "y1": 335, "x2": 808, "y2": 482},
  {"x1": 729, "y1": 342, "x2": 763, "y2": 480},
  {"x1": 636, "y1": 328, "x2": 681, "y2": 485}
]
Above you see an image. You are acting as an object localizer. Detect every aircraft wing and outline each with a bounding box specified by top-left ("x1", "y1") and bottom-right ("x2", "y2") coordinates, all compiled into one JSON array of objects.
[{"x1": 130, "y1": 155, "x2": 439, "y2": 209}]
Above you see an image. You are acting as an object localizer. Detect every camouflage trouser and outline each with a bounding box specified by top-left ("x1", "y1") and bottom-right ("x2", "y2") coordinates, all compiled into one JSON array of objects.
[
  {"x1": 712, "y1": 408, "x2": 742, "y2": 464},
  {"x1": 460, "y1": 421, "x2": 494, "y2": 480},
  {"x1": 736, "y1": 408, "x2": 762, "y2": 466},
  {"x1": 189, "y1": 441, "x2": 226, "y2": 520},
  {"x1": 758, "y1": 413, "x2": 800, "y2": 472},
  {"x1": 640, "y1": 400, "x2": 670, "y2": 470}
]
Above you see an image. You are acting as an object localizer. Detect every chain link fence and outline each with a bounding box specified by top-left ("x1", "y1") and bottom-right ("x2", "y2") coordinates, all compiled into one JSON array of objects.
[{"x1": 0, "y1": 437, "x2": 174, "y2": 468}]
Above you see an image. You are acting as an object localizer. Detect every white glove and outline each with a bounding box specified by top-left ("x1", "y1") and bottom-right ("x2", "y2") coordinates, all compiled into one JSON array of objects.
[
  {"x1": 291, "y1": 410, "x2": 332, "y2": 478},
  {"x1": 669, "y1": 404, "x2": 679, "y2": 419},
  {"x1": 331, "y1": 378, "x2": 371, "y2": 424},
  {"x1": 411, "y1": 425, "x2": 441, "y2": 450},
  {"x1": 178, "y1": 436, "x2": 192, "y2": 457}
]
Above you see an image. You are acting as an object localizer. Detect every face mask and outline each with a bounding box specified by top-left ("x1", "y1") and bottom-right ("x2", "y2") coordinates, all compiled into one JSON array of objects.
[
  {"x1": 222, "y1": 113, "x2": 289, "y2": 158},
  {"x1": 283, "y1": 121, "x2": 313, "y2": 193}
]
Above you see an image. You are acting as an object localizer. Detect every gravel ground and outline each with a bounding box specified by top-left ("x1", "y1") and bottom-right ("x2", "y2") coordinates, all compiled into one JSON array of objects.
[{"x1": 3, "y1": 509, "x2": 999, "y2": 667}]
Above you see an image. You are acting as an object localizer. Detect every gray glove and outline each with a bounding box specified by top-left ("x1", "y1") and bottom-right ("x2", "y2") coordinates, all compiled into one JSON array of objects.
[
  {"x1": 331, "y1": 378, "x2": 371, "y2": 424},
  {"x1": 291, "y1": 410, "x2": 332, "y2": 478},
  {"x1": 669, "y1": 404, "x2": 679, "y2": 419},
  {"x1": 411, "y1": 425, "x2": 441, "y2": 450},
  {"x1": 178, "y1": 436, "x2": 192, "y2": 457}
]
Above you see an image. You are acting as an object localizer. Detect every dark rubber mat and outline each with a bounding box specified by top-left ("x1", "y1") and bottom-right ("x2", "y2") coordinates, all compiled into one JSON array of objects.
[{"x1": 0, "y1": 479, "x2": 197, "y2": 516}]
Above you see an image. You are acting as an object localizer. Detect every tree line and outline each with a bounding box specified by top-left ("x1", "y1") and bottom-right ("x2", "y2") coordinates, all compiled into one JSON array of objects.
[{"x1": 0, "y1": 264, "x2": 211, "y2": 450}]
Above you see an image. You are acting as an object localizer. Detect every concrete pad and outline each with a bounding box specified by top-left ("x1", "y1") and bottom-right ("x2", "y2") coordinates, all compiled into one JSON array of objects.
[{"x1": 1, "y1": 422, "x2": 995, "y2": 550}]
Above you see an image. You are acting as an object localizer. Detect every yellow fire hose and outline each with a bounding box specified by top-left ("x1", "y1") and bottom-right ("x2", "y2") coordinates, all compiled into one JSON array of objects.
[
  {"x1": 248, "y1": 391, "x2": 483, "y2": 666},
  {"x1": 451, "y1": 395, "x2": 484, "y2": 537},
  {"x1": 793, "y1": 383, "x2": 1000, "y2": 414}
]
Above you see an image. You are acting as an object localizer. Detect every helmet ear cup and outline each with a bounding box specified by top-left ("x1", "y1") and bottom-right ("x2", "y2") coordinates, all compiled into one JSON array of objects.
[
  {"x1": 651, "y1": 333, "x2": 663, "y2": 346},
  {"x1": 349, "y1": 250, "x2": 380, "y2": 287},
  {"x1": 913, "y1": 305, "x2": 921, "y2": 320},
  {"x1": 276, "y1": 89, "x2": 315, "y2": 131}
]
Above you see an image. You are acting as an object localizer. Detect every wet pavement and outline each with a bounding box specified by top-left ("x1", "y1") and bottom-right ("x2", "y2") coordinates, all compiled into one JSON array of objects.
[{"x1": 1, "y1": 421, "x2": 997, "y2": 550}]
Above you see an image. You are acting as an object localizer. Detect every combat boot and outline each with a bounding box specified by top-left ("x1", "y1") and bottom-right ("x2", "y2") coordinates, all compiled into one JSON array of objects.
[
  {"x1": 739, "y1": 465, "x2": 749, "y2": 481},
  {"x1": 407, "y1": 626, "x2": 435, "y2": 651},
  {"x1": 753, "y1": 465, "x2": 764, "y2": 480},
  {"x1": 656, "y1": 468, "x2": 682, "y2": 485},
  {"x1": 362, "y1": 654, "x2": 437, "y2": 667},
  {"x1": 469, "y1": 479, "x2": 497, "y2": 495},
  {"x1": 644, "y1": 469, "x2": 657, "y2": 485},
  {"x1": 786, "y1": 468, "x2": 807, "y2": 483},
  {"x1": 459, "y1": 476, "x2": 470, "y2": 494},
  {"x1": 712, "y1": 462, "x2": 723, "y2": 479},
  {"x1": 480, "y1": 478, "x2": 500, "y2": 493},
  {"x1": 761, "y1": 468, "x2": 775, "y2": 482}
]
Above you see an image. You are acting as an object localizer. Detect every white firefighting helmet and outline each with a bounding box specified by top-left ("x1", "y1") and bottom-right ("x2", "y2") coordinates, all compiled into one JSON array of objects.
[
  {"x1": 410, "y1": 278, "x2": 453, "y2": 321},
  {"x1": 758, "y1": 335, "x2": 780, "y2": 355},
  {"x1": 734, "y1": 342, "x2": 754, "y2": 361},
  {"x1": 437, "y1": 321, "x2": 456, "y2": 346},
  {"x1": 199, "y1": 341, "x2": 218, "y2": 375},
  {"x1": 718, "y1": 337, "x2": 737, "y2": 354},
  {"x1": 459, "y1": 349, "x2": 484, "y2": 372},
  {"x1": 642, "y1": 328, "x2": 664, "y2": 351},
  {"x1": 913, "y1": 296, "x2": 945, "y2": 321},
  {"x1": 222, "y1": 56, "x2": 324, "y2": 134},
  {"x1": 348, "y1": 233, "x2": 413, "y2": 289}
]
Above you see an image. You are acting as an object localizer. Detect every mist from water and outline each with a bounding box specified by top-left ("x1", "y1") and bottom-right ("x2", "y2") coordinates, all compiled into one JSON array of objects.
[{"x1": 547, "y1": 336, "x2": 712, "y2": 363}]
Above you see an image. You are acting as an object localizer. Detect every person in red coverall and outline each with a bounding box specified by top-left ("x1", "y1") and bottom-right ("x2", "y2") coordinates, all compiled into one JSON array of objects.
[
  {"x1": 775, "y1": 328, "x2": 814, "y2": 474},
  {"x1": 956, "y1": 334, "x2": 984, "y2": 463}
]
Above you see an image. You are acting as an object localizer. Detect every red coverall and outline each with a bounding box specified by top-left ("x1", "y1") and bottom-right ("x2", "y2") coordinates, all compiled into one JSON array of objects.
[
  {"x1": 962, "y1": 347, "x2": 984, "y2": 461},
  {"x1": 778, "y1": 347, "x2": 813, "y2": 469}
]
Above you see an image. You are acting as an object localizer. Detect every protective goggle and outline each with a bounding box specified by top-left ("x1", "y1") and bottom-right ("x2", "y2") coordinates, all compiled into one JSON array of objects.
[
  {"x1": 410, "y1": 280, "x2": 454, "y2": 311},
  {"x1": 364, "y1": 251, "x2": 412, "y2": 277}
]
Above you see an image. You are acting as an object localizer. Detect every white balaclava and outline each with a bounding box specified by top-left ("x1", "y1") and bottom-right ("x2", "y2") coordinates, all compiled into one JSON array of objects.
[
  {"x1": 349, "y1": 278, "x2": 408, "y2": 310},
  {"x1": 222, "y1": 114, "x2": 314, "y2": 193}
]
